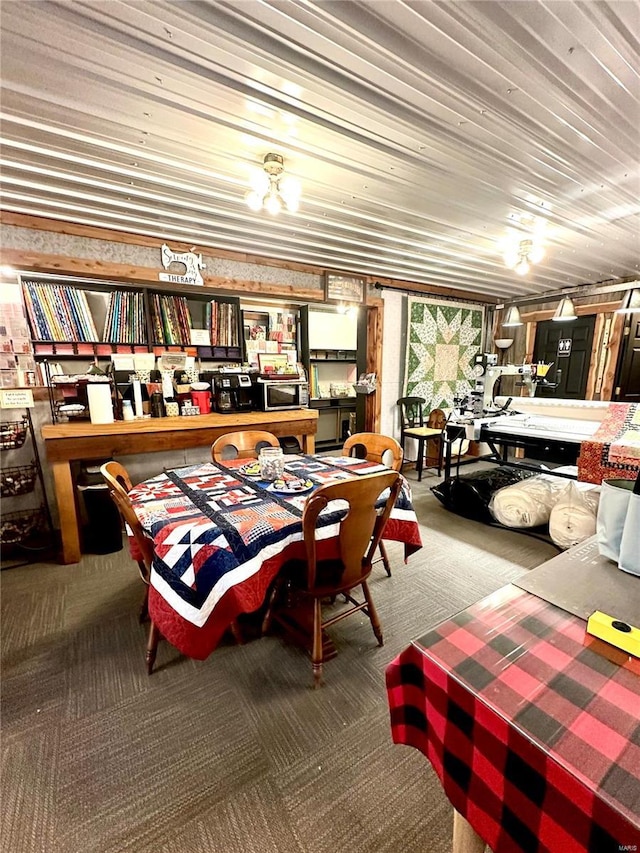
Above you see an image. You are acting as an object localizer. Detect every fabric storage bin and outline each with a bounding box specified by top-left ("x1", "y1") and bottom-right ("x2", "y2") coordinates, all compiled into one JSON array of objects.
[{"x1": 596, "y1": 475, "x2": 640, "y2": 576}]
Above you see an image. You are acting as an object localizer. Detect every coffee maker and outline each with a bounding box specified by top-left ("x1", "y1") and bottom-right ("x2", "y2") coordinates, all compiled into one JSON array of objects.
[{"x1": 211, "y1": 372, "x2": 253, "y2": 413}]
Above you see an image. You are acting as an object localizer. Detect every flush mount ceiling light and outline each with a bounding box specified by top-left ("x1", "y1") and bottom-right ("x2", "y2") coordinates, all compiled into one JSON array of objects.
[
  {"x1": 503, "y1": 237, "x2": 545, "y2": 276},
  {"x1": 245, "y1": 152, "x2": 301, "y2": 215},
  {"x1": 502, "y1": 305, "x2": 523, "y2": 327},
  {"x1": 616, "y1": 288, "x2": 640, "y2": 314},
  {"x1": 501, "y1": 208, "x2": 548, "y2": 276},
  {"x1": 552, "y1": 295, "x2": 578, "y2": 322}
]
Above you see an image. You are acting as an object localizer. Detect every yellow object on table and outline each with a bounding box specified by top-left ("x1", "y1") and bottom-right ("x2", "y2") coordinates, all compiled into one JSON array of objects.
[{"x1": 587, "y1": 611, "x2": 640, "y2": 658}]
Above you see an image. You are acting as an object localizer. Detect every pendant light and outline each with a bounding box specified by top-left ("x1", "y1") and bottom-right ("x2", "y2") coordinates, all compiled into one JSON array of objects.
[
  {"x1": 552, "y1": 296, "x2": 577, "y2": 322},
  {"x1": 502, "y1": 305, "x2": 523, "y2": 327},
  {"x1": 616, "y1": 289, "x2": 640, "y2": 314}
]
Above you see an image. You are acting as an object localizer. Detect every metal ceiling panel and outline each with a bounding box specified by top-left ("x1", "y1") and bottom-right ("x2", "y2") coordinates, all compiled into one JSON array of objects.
[{"x1": 1, "y1": 0, "x2": 638, "y2": 299}]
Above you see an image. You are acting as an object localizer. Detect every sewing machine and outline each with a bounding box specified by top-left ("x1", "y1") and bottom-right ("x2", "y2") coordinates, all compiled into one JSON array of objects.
[
  {"x1": 453, "y1": 353, "x2": 553, "y2": 422},
  {"x1": 443, "y1": 392, "x2": 610, "y2": 480}
]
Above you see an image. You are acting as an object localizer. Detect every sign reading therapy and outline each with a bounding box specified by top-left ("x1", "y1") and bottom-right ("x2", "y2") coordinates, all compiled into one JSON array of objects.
[{"x1": 159, "y1": 243, "x2": 206, "y2": 286}]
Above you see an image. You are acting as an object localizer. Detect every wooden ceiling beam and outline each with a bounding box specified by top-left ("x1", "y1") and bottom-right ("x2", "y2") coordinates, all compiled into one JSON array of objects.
[{"x1": 1, "y1": 211, "x2": 497, "y2": 305}]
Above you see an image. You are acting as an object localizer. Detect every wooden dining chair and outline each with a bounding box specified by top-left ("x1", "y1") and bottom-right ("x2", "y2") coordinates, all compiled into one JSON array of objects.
[
  {"x1": 397, "y1": 396, "x2": 445, "y2": 480},
  {"x1": 342, "y1": 432, "x2": 403, "y2": 576},
  {"x1": 264, "y1": 470, "x2": 402, "y2": 688},
  {"x1": 100, "y1": 461, "x2": 160, "y2": 675},
  {"x1": 211, "y1": 430, "x2": 280, "y2": 463}
]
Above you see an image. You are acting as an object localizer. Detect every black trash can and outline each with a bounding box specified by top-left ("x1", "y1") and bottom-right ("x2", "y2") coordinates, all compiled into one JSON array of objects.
[
  {"x1": 279, "y1": 436, "x2": 301, "y2": 455},
  {"x1": 77, "y1": 462, "x2": 123, "y2": 554}
]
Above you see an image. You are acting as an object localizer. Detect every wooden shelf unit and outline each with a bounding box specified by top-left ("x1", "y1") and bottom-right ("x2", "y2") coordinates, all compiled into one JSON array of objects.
[{"x1": 20, "y1": 274, "x2": 244, "y2": 365}]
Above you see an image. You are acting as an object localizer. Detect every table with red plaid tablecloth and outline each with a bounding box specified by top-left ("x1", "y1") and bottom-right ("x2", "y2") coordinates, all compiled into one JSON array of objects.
[
  {"x1": 386, "y1": 585, "x2": 640, "y2": 853},
  {"x1": 129, "y1": 454, "x2": 422, "y2": 660}
]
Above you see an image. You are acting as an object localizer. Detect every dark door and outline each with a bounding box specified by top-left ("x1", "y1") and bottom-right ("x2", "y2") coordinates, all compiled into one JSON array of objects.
[
  {"x1": 615, "y1": 312, "x2": 640, "y2": 401},
  {"x1": 533, "y1": 316, "x2": 595, "y2": 398}
]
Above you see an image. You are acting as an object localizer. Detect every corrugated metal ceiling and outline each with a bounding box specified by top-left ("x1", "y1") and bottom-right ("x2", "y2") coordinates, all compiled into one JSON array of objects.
[{"x1": 1, "y1": 0, "x2": 638, "y2": 300}]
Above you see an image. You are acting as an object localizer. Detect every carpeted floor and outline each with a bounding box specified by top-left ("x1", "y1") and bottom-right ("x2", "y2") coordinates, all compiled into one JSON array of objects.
[{"x1": 1, "y1": 469, "x2": 559, "y2": 853}]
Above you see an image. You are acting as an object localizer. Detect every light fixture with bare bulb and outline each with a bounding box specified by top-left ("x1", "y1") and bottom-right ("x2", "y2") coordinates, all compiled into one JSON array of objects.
[
  {"x1": 502, "y1": 230, "x2": 546, "y2": 276},
  {"x1": 245, "y1": 153, "x2": 301, "y2": 215}
]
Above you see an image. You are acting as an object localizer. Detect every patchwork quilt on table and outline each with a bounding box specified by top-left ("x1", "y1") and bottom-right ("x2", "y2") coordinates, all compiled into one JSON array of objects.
[
  {"x1": 129, "y1": 455, "x2": 419, "y2": 624},
  {"x1": 578, "y1": 403, "x2": 640, "y2": 483}
]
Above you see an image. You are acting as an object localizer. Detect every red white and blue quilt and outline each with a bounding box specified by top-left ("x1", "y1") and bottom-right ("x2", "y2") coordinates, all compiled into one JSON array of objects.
[{"x1": 129, "y1": 454, "x2": 422, "y2": 659}]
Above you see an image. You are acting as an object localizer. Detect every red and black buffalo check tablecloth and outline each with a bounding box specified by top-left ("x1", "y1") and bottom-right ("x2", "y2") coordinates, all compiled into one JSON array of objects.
[
  {"x1": 386, "y1": 585, "x2": 640, "y2": 853},
  {"x1": 129, "y1": 454, "x2": 422, "y2": 660}
]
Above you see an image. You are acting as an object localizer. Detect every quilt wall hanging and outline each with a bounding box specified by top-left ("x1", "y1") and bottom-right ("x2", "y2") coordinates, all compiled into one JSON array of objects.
[{"x1": 404, "y1": 296, "x2": 485, "y2": 411}]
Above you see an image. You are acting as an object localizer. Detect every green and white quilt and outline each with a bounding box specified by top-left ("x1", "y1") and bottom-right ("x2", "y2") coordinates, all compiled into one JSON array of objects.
[{"x1": 404, "y1": 296, "x2": 485, "y2": 412}]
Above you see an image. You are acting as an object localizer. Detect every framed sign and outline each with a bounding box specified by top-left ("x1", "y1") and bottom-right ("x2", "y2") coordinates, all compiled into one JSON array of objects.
[
  {"x1": 325, "y1": 273, "x2": 365, "y2": 304},
  {"x1": 558, "y1": 338, "x2": 572, "y2": 357}
]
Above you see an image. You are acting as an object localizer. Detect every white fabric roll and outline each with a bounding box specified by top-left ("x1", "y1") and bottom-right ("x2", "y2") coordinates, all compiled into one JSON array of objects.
[
  {"x1": 490, "y1": 471, "x2": 571, "y2": 528},
  {"x1": 549, "y1": 482, "x2": 600, "y2": 550}
]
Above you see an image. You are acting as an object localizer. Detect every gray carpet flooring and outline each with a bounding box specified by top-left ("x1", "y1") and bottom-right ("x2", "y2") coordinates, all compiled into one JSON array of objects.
[{"x1": 1, "y1": 470, "x2": 559, "y2": 853}]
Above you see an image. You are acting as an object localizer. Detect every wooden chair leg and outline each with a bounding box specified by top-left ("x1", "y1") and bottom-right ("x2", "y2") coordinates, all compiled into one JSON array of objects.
[
  {"x1": 146, "y1": 621, "x2": 160, "y2": 675},
  {"x1": 229, "y1": 620, "x2": 244, "y2": 644},
  {"x1": 138, "y1": 585, "x2": 149, "y2": 623},
  {"x1": 378, "y1": 541, "x2": 392, "y2": 577},
  {"x1": 261, "y1": 577, "x2": 283, "y2": 635},
  {"x1": 361, "y1": 581, "x2": 383, "y2": 646},
  {"x1": 417, "y1": 438, "x2": 425, "y2": 481},
  {"x1": 312, "y1": 598, "x2": 323, "y2": 688}
]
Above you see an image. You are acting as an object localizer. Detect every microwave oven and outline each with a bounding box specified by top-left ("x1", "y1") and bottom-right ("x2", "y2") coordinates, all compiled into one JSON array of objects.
[{"x1": 256, "y1": 378, "x2": 309, "y2": 411}]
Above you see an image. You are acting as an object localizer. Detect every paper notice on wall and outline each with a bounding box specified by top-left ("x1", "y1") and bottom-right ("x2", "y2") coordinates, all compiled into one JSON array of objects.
[{"x1": 0, "y1": 388, "x2": 34, "y2": 409}]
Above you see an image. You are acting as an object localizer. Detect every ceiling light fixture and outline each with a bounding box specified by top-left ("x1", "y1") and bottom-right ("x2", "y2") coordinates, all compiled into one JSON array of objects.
[
  {"x1": 552, "y1": 295, "x2": 578, "y2": 322},
  {"x1": 503, "y1": 237, "x2": 545, "y2": 276},
  {"x1": 502, "y1": 305, "x2": 523, "y2": 327},
  {"x1": 616, "y1": 288, "x2": 640, "y2": 314},
  {"x1": 245, "y1": 152, "x2": 301, "y2": 215}
]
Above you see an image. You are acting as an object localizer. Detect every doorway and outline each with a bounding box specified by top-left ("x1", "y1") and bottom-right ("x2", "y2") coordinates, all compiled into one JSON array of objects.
[
  {"x1": 615, "y1": 311, "x2": 640, "y2": 402},
  {"x1": 533, "y1": 316, "x2": 595, "y2": 399}
]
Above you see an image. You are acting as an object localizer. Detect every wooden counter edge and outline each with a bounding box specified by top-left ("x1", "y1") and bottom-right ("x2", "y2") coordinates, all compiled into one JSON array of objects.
[{"x1": 41, "y1": 409, "x2": 318, "y2": 439}]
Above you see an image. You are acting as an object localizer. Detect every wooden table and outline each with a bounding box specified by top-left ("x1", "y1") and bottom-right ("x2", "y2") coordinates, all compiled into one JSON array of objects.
[
  {"x1": 386, "y1": 584, "x2": 640, "y2": 852},
  {"x1": 41, "y1": 409, "x2": 318, "y2": 564}
]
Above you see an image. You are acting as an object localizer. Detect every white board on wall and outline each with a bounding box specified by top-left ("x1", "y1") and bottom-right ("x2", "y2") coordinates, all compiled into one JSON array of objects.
[{"x1": 308, "y1": 309, "x2": 357, "y2": 350}]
